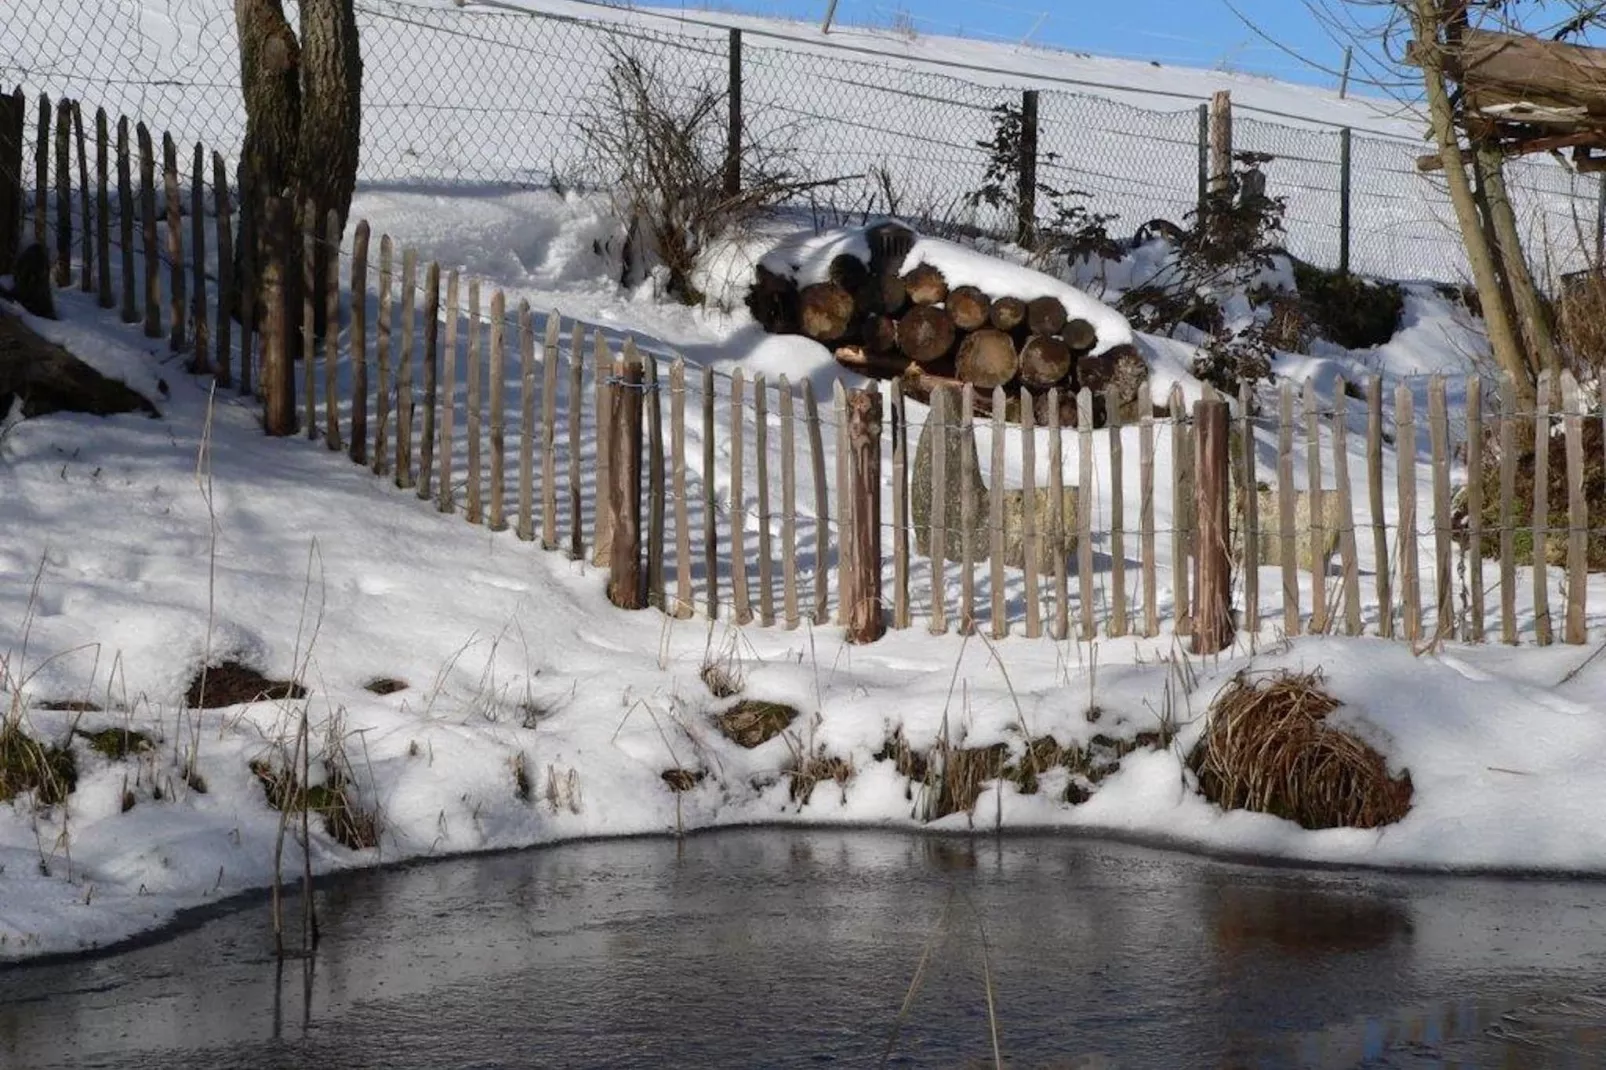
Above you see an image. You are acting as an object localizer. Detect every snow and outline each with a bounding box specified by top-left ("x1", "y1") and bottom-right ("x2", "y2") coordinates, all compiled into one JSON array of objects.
[{"x1": 2, "y1": 0, "x2": 1606, "y2": 967}]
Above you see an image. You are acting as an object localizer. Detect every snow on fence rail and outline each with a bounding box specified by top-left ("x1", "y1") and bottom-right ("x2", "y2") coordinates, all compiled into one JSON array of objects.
[
  {"x1": 2, "y1": 0, "x2": 1602, "y2": 286},
  {"x1": 4, "y1": 90, "x2": 1605, "y2": 650}
]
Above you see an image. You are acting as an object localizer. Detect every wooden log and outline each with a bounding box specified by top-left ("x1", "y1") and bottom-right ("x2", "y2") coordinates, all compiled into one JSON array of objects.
[
  {"x1": 606, "y1": 357, "x2": 645, "y2": 610},
  {"x1": 75, "y1": 105, "x2": 90, "y2": 294},
  {"x1": 990, "y1": 295, "x2": 1026, "y2": 334},
  {"x1": 1396, "y1": 384, "x2": 1420, "y2": 643},
  {"x1": 571, "y1": 325, "x2": 585, "y2": 560},
  {"x1": 1467, "y1": 375, "x2": 1484, "y2": 641},
  {"x1": 325, "y1": 211, "x2": 345, "y2": 453},
  {"x1": 373, "y1": 235, "x2": 392, "y2": 473},
  {"x1": 705, "y1": 366, "x2": 720, "y2": 616},
  {"x1": 1141, "y1": 407, "x2": 1158, "y2": 636},
  {"x1": 804, "y1": 379, "x2": 829, "y2": 624},
  {"x1": 541, "y1": 313, "x2": 560, "y2": 546},
  {"x1": 1366, "y1": 377, "x2": 1391, "y2": 637},
  {"x1": 1027, "y1": 295, "x2": 1067, "y2": 337},
  {"x1": 732, "y1": 368, "x2": 751, "y2": 624},
  {"x1": 1193, "y1": 397, "x2": 1232, "y2": 655},
  {"x1": 828, "y1": 252, "x2": 869, "y2": 292},
  {"x1": 672, "y1": 360, "x2": 694, "y2": 617},
  {"x1": 1565, "y1": 371, "x2": 1587, "y2": 645},
  {"x1": 899, "y1": 305, "x2": 955, "y2": 364},
  {"x1": 991, "y1": 386, "x2": 1007, "y2": 638},
  {"x1": 191, "y1": 144, "x2": 208, "y2": 369},
  {"x1": 780, "y1": 374, "x2": 799, "y2": 629},
  {"x1": 755, "y1": 372, "x2": 774, "y2": 626},
  {"x1": 439, "y1": 272, "x2": 458, "y2": 512},
  {"x1": 844, "y1": 387, "x2": 885, "y2": 643},
  {"x1": 117, "y1": 117, "x2": 136, "y2": 325},
  {"x1": 1022, "y1": 389, "x2": 1041, "y2": 638},
  {"x1": 261, "y1": 196, "x2": 294, "y2": 436},
  {"x1": 960, "y1": 384, "x2": 978, "y2": 635},
  {"x1": 465, "y1": 282, "x2": 484, "y2": 520},
  {"x1": 1279, "y1": 380, "x2": 1299, "y2": 635},
  {"x1": 213, "y1": 153, "x2": 233, "y2": 386},
  {"x1": 163, "y1": 133, "x2": 184, "y2": 352},
  {"x1": 864, "y1": 313, "x2": 899, "y2": 356},
  {"x1": 947, "y1": 285, "x2": 991, "y2": 331},
  {"x1": 1109, "y1": 387, "x2": 1128, "y2": 637},
  {"x1": 136, "y1": 123, "x2": 160, "y2": 338},
  {"x1": 1078, "y1": 387, "x2": 1096, "y2": 639},
  {"x1": 891, "y1": 378, "x2": 910, "y2": 630},
  {"x1": 1533, "y1": 371, "x2": 1553, "y2": 646},
  {"x1": 396, "y1": 248, "x2": 417, "y2": 488},
  {"x1": 1499, "y1": 375, "x2": 1517, "y2": 644},
  {"x1": 1306, "y1": 379, "x2": 1326, "y2": 633},
  {"x1": 1062, "y1": 317, "x2": 1098, "y2": 352},
  {"x1": 348, "y1": 221, "x2": 368, "y2": 466},
  {"x1": 956, "y1": 328, "x2": 1018, "y2": 388},
  {"x1": 902, "y1": 263, "x2": 947, "y2": 306},
  {"x1": 643, "y1": 345, "x2": 665, "y2": 609},
  {"x1": 1019, "y1": 335, "x2": 1071, "y2": 389},
  {"x1": 800, "y1": 281, "x2": 854, "y2": 342},
  {"x1": 1048, "y1": 388, "x2": 1068, "y2": 639},
  {"x1": 94, "y1": 110, "x2": 111, "y2": 307},
  {"x1": 488, "y1": 291, "x2": 508, "y2": 532},
  {"x1": 53, "y1": 98, "x2": 70, "y2": 290},
  {"x1": 1428, "y1": 374, "x2": 1452, "y2": 638}
]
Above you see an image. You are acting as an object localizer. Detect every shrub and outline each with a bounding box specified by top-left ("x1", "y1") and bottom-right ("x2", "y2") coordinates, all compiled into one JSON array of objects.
[{"x1": 1289, "y1": 259, "x2": 1404, "y2": 350}]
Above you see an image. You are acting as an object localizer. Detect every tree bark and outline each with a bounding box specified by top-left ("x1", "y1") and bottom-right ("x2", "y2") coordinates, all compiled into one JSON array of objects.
[
  {"x1": 1473, "y1": 144, "x2": 1560, "y2": 380},
  {"x1": 1412, "y1": 0, "x2": 1533, "y2": 407},
  {"x1": 297, "y1": 0, "x2": 363, "y2": 338}
]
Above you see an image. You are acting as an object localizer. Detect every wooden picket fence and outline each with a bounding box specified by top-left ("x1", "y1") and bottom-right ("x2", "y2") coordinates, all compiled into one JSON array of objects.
[{"x1": 5, "y1": 87, "x2": 1603, "y2": 650}]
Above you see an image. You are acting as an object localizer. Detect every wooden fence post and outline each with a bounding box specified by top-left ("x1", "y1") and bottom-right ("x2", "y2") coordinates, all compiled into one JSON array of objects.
[
  {"x1": 1171, "y1": 385, "x2": 1192, "y2": 635},
  {"x1": 439, "y1": 273, "x2": 459, "y2": 512},
  {"x1": 1108, "y1": 389, "x2": 1128, "y2": 638},
  {"x1": 1565, "y1": 371, "x2": 1587, "y2": 645},
  {"x1": 780, "y1": 374, "x2": 799, "y2": 630},
  {"x1": 116, "y1": 117, "x2": 135, "y2": 325},
  {"x1": 1466, "y1": 375, "x2": 1484, "y2": 640},
  {"x1": 418, "y1": 262, "x2": 441, "y2": 497},
  {"x1": 348, "y1": 221, "x2": 369, "y2": 465},
  {"x1": 1428, "y1": 375, "x2": 1453, "y2": 638},
  {"x1": 725, "y1": 28, "x2": 742, "y2": 198},
  {"x1": 466, "y1": 282, "x2": 484, "y2": 519},
  {"x1": 1239, "y1": 381, "x2": 1259, "y2": 635},
  {"x1": 1208, "y1": 90, "x2": 1232, "y2": 198},
  {"x1": 190, "y1": 144, "x2": 208, "y2": 370},
  {"x1": 541, "y1": 314, "x2": 560, "y2": 548},
  {"x1": 302, "y1": 202, "x2": 316, "y2": 439},
  {"x1": 0, "y1": 89, "x2": 20, "y2": 275},
  {"x1": 1193, "y1": 397, "x2": 1232, "y2": 655},
  {"x1": 891, "y1": 378, "x2": 909, "y2": 630},
  {"x1": 640, "y1": 343, "x2": 664, "y2": 606},
  {"x1": 1332, "y1": 382, "x2": 1362, "y2": 635},
  {"x1": 1022, "y1": 389, "x2": 1040, "y2": 638},
  {"x1": 571, "y1": 326, "x2": 586, "y2": 561},
  {"x1": 33, "y1": 95, "x2": 47, "y2": 249},
  {"x1": 1396, "y1": 384, "x2": 1421, "y2": 643},
  {"x1": 1279, "y1": 380, "x2": 1299, "y2": 635},
  {"x1": 53, "y1": 97, "x2": 70, "y2": 289},
  {"x1": 74, "y1": 104, "x2": 90, "y2": 294},
  {"x1": 958, "y1": 385, "x2": 976, "y2": 635},
  {"x1": 1017, "y1": 89, "x2": 1039, "y2": 247},
  {"x1": 804, "y1": 378, "x2": 829, "y2": 624},
  {"x1": 606, "y1": 353, "x2": 645, "y2": 610},
  {"x1": 1305, "y1": 378, "x2": 1327, "y2": 633},
  {"x1": 163, "y1": 133, "x2": 184, "y2": 352},
  {"x1": 96, "y1": 111, "x2": 111, "y2": 308},
  {"x1": 1499, "y1": 375, "x2": 1517, "y2": 644},
  {"x1": 488, "y1": 290, "x2": 508, "y2": 531},
  {"x1": 845, "y1": 387, "x2": 885, "y2": 644},
  {"x1": 1367, "y1": 377, "x2": 1391, "y2": 637},
  {"x1": 518, "y1": 301, "x2": 537, "y2": 542},
  {"x1": 373, "y1": 235, "x2": 392, "y2": 474},
  {"x1": 754, "y1": 372, "x2": 773, "y2": 626},
  {"x1": 1533, "y1": 371, "x2": 1553, "y2": 646},
  {"x1": 326, "y1": 211, "x2": 346, "y2": 452},
  {"x1": 136, "y1": 122, "x2": 160, "y2": 338},
  {"x1": 261, "y1": 195, "x2": 294, "y2": 436},
  {"x1": 1338, "y1": 127, "x2": 1353, "y2": 276},
  {"x1": 991, "y1": 386, "x2": 1007, "y2": 638},
  {"x1": 672, "y1": 360, "x2": 693, "y2": 618},
  {"x1": 1140, "y1": 405, "x2": 1158, "y2": 637},
  {"x1": 396, "y1": 247, "x2": 417, "y2": 487},
  {"x1": 213, "y1": 152, "x2": 233, "y2": 385},
  {"x1": 705, "y1": 365, "x2": 720, "y2": 616}
]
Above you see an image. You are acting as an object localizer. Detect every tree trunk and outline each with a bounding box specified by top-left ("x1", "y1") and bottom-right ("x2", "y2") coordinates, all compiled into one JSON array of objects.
[
  {"x1": 297, "y1": 0, "x2": 363, "y2": 339},
  {"x1": 1412, "y1": 1, "x2": 1533, "y2": 407},
  {"x1": 236, "y1": 0, "x2": 303, "y2": 358},
  {"x1": 1473, "y1": 144, "x2": 1560, "y2": 381}
]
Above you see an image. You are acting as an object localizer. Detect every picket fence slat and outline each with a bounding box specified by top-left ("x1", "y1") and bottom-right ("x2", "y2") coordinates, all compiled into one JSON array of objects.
[
  {"x1": 1305, "y1": 378, "x2": 1326, "y2": 633},
  {"x1": 517, "y1": 302, "x2": 537, "y2": 542},
  {"x1": 959, "y1": 384, "x2": 977, "y2": 635},
  {"x1": 439, "y1": 273, "x2": 459, "y2": 512},
  {"x1": 1467, "y1": 375, "x2": 1484, "y2": 641},
  {"x1": 930, "y1": 386, "x2": 949, "y2": 636},
  {"x1": 990, "y1": 385, "x2": 1007, "y2": 639},
  {"x1": 136, "y1": 122, "x2": 159, "y2": 339},
  {"x1": 1396, "y1": 383, "x2": 1420, "y2": 643},
  {"x1": 754, "y1": 373, "x2": 773, "y2": 626},
  {"x1": 419, "y1": 263, "x2": 441, "y2": 499},
  {"x1": 1429, "y1": 375, "x2": 1452, "y2": 638},
  {"x1": 213, "y1": 152, "x2": 233, "y2": 387},
  {"x1": 54, "y1": 99, "x2": 70, "y2": 290},
  {"x1": 805, "y1": 379, "x2": 829, "y2": 625},
  {"x1": 643, "y1": 345, "x2": 665, "y2": 606},
  {"x1": 1565, "y1": 371, "x2": 1587, "y2": 646},
  {"x1": 780, "y1": 375, "x2": 799, "y2": 630},
  {"x1": 569, "y1": 324, "x2": 585, "y2": 561},
  {"x1": 1533, "y1": 372, "x2": 1553, "y2": 646},
  {"x1": 1140, "y1": 407, "x2": 1157, "y2": 637},
  {"x1": 191, "y1": 144, "x2": 208, "y2": 369},
  {"x1": 1171, "y1": 385, "x2": 1190, "y2": 635},
  {"x1": 301, "y1": 203, "x2": 316, "y2": 440},
  {"x1": 326, "y1": 212, "x2": 346, "y2": 454},
  {"x1": 374, "y1": 235, "x2": 392, "y2": 475},
  {"x1": 396, "y1": 247, "x2": 417, "y2": 488},
  {"x1": 1240, "y1": 380, "x2": 1259, "y2": 636},
  {"x1": 1078, "y1": 387, "x2": 1095, "y2": 640},
  {"x1": 671, "y1": 361, "x2": 693, "y2": 618},
  {"x1": 1279, "y1": 380, "x2": 1298, "y2": 635},
  {"x1": 593, "y1": 330, "x2": 611, "y2": 562},
  {"x1": 489, "y1": 291, "x2": 508, "y2": 532},
  {"x1": 1109, "y1": 387, "x2": 1127, "y2": 639},
  {"x1": 1047, "y1": 389, "x2": 1066, "y2": 640},
  {"x1": 75, "y1": 105, "x2": 90, "y2": 294},
  {"x1": 706, "y1": 366, "x2": 719, "y2": 618},
  {"x1": 465, "y1": 283, "x2": 484, "y2": 521},
  {"x1": 116, "y1": 117, "x2": 136, "y2": 326},
  {"x1": 891, "y1": 377, "x2": 909, "y2": 630},
  {"x1": 1366, "y1": 377, "x2": 1390, "y2": 637},
  {"x1": 349, "y1": 221, "x2": 369, "y2": 467},
  {"x1": 1333, "y1": 381, "x2": 1361, "y2": 636},
  {"x1": 1499, "y1": 376, "x2": 1518, "y2": 645},
  {"x1": 732, "y1": 368, "x2": 750, "y2": 624},
  {"x1": 541, "y1": 314, "x2": 560, "y2": 548},
  {"x1": 1022, "y1": 389, "x2": 1040, "y2": 639}
]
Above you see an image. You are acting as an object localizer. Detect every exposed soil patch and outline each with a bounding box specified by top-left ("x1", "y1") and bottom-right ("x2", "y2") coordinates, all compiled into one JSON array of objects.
[
  {"x1": 187, "y1": 662, "x2": 307, "y2": 709},
  {"x1": 363, "y1": 677, "x2": 409, "y2": 696},
  {"x1": 36, "y1": 699, "x2": 102, "y2": 712},
  {"x1": 75, "y1": 727, "x2": 155, "y2": 760},
  {"x1": 0, "y1": 307, "x2": 159, "y2": 419},
  {"x1": 661, "y1": 768, "x2": 705, "y2": 792}
]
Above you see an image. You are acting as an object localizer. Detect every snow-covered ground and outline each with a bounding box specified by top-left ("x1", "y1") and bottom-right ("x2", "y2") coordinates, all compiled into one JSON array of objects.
[{"x1": 2, "y1": 0, "x2": 1606, "y2": 966}]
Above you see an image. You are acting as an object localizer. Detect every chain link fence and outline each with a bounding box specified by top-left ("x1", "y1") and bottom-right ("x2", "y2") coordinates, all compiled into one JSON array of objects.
[{"x1": 2, "y1": 0, "x2": 1602, "y2": 287}]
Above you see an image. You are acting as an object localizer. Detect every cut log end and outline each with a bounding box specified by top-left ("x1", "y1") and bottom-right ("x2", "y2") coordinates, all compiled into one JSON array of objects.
[
  {"x1": 799, "y1": 282, "x2": 854, "y2": 343},
  {"x1": 899, "y1": 304, "x2": 956, "y2": 364},
  {"x1": 1026, "y1": 295, "x2": 1067, "y2": 337},
  {"x1": 1019, "y1": 335, "x2": 1072, "y2": 389},
  {"x1": 990, "y1": 296, "x2": 1027, "y2": 333},
  {"x1": 947, "y1": 285, "x2": 991, "y2": 331},
  {"x1": 1061, "y1": 316, "x2": 1098, "y2": 352},
  {"x1": 956, "y1": 329, "x2": 1019, "y2": 390},
  {"x1": 864, "y1": 313, "x2": 899, "y2": 356},
  {"x1": 902, "y1": 262, "x2": 948, "y2": 306}
]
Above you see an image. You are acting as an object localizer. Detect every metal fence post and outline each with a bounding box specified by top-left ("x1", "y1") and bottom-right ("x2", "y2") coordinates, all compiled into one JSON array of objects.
[
  {"x1": 1340, "y1": 127, "x2": 1352, "y2": 275},
  {"x1": 725, "y1": 28, "x2": 742, "y2": 198},
  {"x1": 1017, "y1": 89, "x2": 1039, "y2": 247}
]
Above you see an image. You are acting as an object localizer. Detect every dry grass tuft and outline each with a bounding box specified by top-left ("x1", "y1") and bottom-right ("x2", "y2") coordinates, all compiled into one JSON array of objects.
[
  {"x1": 660, "y1": 767, "x2": 705, "y2": 793},
  {"x1": 787, "y1": 752, "x2": 853, "y2": 805},
  {"x1": 716, "y1": 700, "x2": 799, "y2": 748},
  {"x1": 513, "y1": 752, "x2": 533, "y2": 802},
  {"x1": 1189, "y1": 669, "x2": 1412, "y2": 830},
  {"x1": 250, "y1": 756, "x2": 381, "y2": 851},
  {"x1": 699, "y1": 660, "x2": 743, "y2": 700},
  {"x1": 75, "y1": 726, "x2": 154, "y2": 761},
  {"x1": 0, "y1": 721, "x2": 76, "y2": 805}
]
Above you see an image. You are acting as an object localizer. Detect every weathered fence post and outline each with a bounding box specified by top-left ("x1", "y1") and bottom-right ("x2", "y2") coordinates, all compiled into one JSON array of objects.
[
  {"x1": 725, "y1": 28, "x2": 742, "y2": 198},
  {"x1": 53, "y1": 97, "x2": 69, "y2": 289},
  {"x1": 349, "y1": 221, "x2": 369, "y2": 465},
  {"x1": 0, "y1": 89, "x2": 21, "y2": 275},
  {"x1": 137, "y1": 123, "x2": 161, "y2": 338},
  {"x1": 96, "y1": 111, "x2": 112, "y2": 308},
  {"x1": 1017, "y1": 89, "x2": 1039, "y2": 247},
  {"x1": 1193, "y1": 396, "x2": 1232, "y2": 655},
  {"x1": 191, "y1": 143, "x2": 208, "y2": 370},
  {"x1": 213, "y1": 152, "x2": 233, "y2": 384},
  {"x1": 74, "y1": 104, "x2": 90, "y2": 294},
  {"x1": 1339, "y1": 127, "x2": 1353, "y2": 276},
  {"x1": 33, "y1": 94, "x2": 48, "y2": 249},
  {"x1": 163, "y1": 133, "x2": 184, "y2": 352},
  {"x1": 261, "y1": 194, "x2": 294, "y2": 436},
  {"x1": 606, "y1": 353, "x2": 645, "y2": 610},
  {"x1": 1208, "y1": 90, "x2": 1232, "y2": 198},
  {"x1": 117, "y1": 117, "x2": 136, "y2": 324},
  {"x1": 844, "y1": 387, "x2": 885, "y2": 644},
  {"x1": 1195, "y1": 101, "x2": 1209, "y2": 216}
]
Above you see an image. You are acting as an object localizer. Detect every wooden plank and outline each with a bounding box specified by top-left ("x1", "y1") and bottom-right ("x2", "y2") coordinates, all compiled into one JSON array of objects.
[
  {"x1": 465, "y1": 281, "x2": 484, "y2": 522},
  {"x1": 1140, "y1": 408, "x2": 1157, "y2": 637},
  {"x1": 1108, "y1": 387, "x2": 1127, "y2": 638},
  {"x1": 890, "y1": 378, "x2": 910, "y2": 630},
  {"x1": 1305, "y1": 378, "x2": 1327, "y2": 633},
  {"x1": 1279, "y1": 380, "x2": 1299, "y2": 635},
  {"x1": 136, "y1": 122, "x2": 160, "y2": 339},
  {"x1": 116, "y1": 117, "x2": 136, "y2": 325},
  {"x1": 1396, "y1": 383, "x2": 1421, "y2": 643},
  {"x1": 570, "y1": 324, "x2": 585, "y2": 560},
  {"x1": 517, "y1": 301, "x2": 537, "y2": 542},
  {"x1": 1429, "y1": 374, "x2": 1454, "y2": 638},
  {"x1": 1467, "y1": 376, "x2": 1484, "y2": 640},
  {"x1": 1022, "y1": 388, "x2": 1040, "y2": 639},
  {"x1": 348, "y1": 220, "x2": 368, "y2": 466},
  {"x1": 1367, "y1": 377, "x2": 1391, "y2": 637},
  {"x1": 1565, "y1": 371, "x2": 1587, "y2": 645},
  {"x1": 190, "y1": 143, "x2": 207, "y2": 367},
  {"x1": 541, "y1": 314, "x2": 560, "y2": 548},
  {"x1": 804, "y1": 380, "x2": 829, "y2": 625},
  {"x1": 780, "y1": 375, "x2": 799, "y2": 630},
  {"x1": 756, "y1": 371, "x2": 773, "y2": 626},
  {"x1": 642, "y1": 344, "x2": 665, "y2": 608},
  {"x1": 438, "y1": 272, "x2": 458, "y2": 512},
  {"x1": 593, "y1": 331, "x2": 611, "y2": 563},
  {"x1": 163, "y1": 133, "x2": 184, "y2": 352},
  {"x1": 1499, "y1": 375, "x2": 1518, "y2": 644},
  {"x1": 1533, "y1": 371, "x2": 1554, "y2": 646},
  {"x1": 731, "y1": 368, "x2": 751, "y2": 624},
  {"x1": 373, "y1": 235, "x2": 392, "y2": 475},
  {"x1": 395, "y1": 248, "x2": 417, "y2": 487},
  {"x1": 325, "y1": 211, "x2": 344, "y2": 453},
  {"x1": 488, "y1": 291, "x2": 508, "y2": 532},
  {"x1": 1047, "y1": 388, "x2": 1067, "y2": 640},
  {"x1": 672, "y1": 361, "x2": 693, "y2": 618},
  {"x1": 1170, "y1": 385, "x2": 1191, "y2": 635},
  {"x1": 707, "y1": 367, "x2": 720, "y2": 617},
  {"x1": 1332, "y1": 381, "x2": 1361, "y2": 635},
  {"x1": 929, "y1": 385, "x2": 949, "y2": 635},
  {"x1": 54, "y1": 99, "x2": 69, "y2": 290},
  {"x1": 959, "y1": 384, "x2": 977, "y2": 635},
  {"x1": 1078, "y1": 387, "x2": 1096, "y2": 640},
  {"x1": 302, "y1": 202, "x2": 315, "y2": 439},
  {"x1": 417, "y1": 262, "x2": 440, "y2": 496},
  {"x1": 1239, "y1": 381, "x2": 1259, "y2": 636},
  {"x1": 991, "y1": 385, "x2": 1007, "y2": 638},
  {"x1": 212, "y1": 152, "x2": 233, "y2": 386},
  {"x1": 75, "y1": 105, "x2": 90, "y2": 294}
]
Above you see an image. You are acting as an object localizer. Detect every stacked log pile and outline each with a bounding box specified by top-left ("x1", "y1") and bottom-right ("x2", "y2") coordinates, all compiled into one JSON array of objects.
[{"x1": 746, "y1": 225, "x2": 1147, "y2": 427}]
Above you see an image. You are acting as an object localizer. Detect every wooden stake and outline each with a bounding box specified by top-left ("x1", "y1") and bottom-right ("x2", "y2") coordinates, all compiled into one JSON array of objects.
[
  {"x1": 960, "y1": 385, "x2": 977, "y2": 635},
  {"x1": 348, "y1": 221, "x2": 368, "y2": 466},
  {"x1": 707, "y1": 366, "x2": 721, "y2": 617},
  {"x1": 136, "y1": 123, "x2": 160, "y2": 338},
  {"x1": 754, "y1": 373, "x2": 773, "y2": 626},
  {"x1": 1079, "y1": 387, "x2": 1096, "y2": 640},
  {"x1": 1467, "y1": 375, "x2": 1484, "y2": 641},
  {"x1": 1332, "y1": 381, "x2": 1362, "y2": 635},
  {"x1": 164, "y1": 133, "x2": 184, "y2": 352},
  {"x1": 1396, "y1": 384, "x2": 1420, "y2": 643},
  {"x1": 213, "y1": 152, "x2": 233, "y2": 386},
  {"x1": 642, "y1": 344, "x2": 664, "y2": 607},
  {"x1": 418, "y1": 263, "x2": 441, "y2": 498},
  {"x1": 96, "y1": 110, "x2": 113, "y2": 308},
  {"x1": 1109, "y1": 387, "x2": 1128, "y2": 638},
  {"x1": 606, "y1": 356, "x2": 645, "y2": 610},
  {"x1": 732, "y1": 368, "x2": 751, "y2": 624},
  {"x1": 1022, "y1": 388, "x2": 1041, "y2": 639},
  {"x1": 1239, "y1": 381, "x2": 1259, "y2": 636},
  {"x1": 845, "y1": 387, "x2": 885, "y2": 644},
  {"x1": 117, "y1": 117, "x2": 136, "y2": 325},
  {"x1": 438, "y1": 272, "x2": 458, "y2": 512},
  {"x1": 1367, "y1": 377, "x2": 1391, "y2": 637},
  {"x1": 517, "y1": 301, "x2": 537, "y2": 542},
  {"x1": 325, "y1": 211, "x2": 344, "y2": 452},
  {"x1": 991, "y1": 386, "x2": 1007, "y2": 639},
  {"x1": 54, "y1": 98, "x2": 70, "y2": 290},
  {"x1": 466, "y1": 282, "x2": 484, "y2": 521},
  {"x1": 541, "y1": 314, "x2": 560, "y2": 548},
  {"x1": 1499, "y1": 375, "x2": 1518, "y2": 644},
  {"x1": 1279, "y1": 380, "x2": 1299, "y2": 635},
  {"x1": 373, "y1": 235, "x2": 392, "y2": 475},
  {"x1": 1533, "y1": 371, "x2": 1554, "y2": 646},
  {"x1": 672, "y1": 361, "x2": 693, "y2": 618},
  {"x1": 804, "y1": 379, "x2": 829, "y2": 624},
  {"x1": 1192, "y1": 397, "x2": 1232, "y2": 655},
  {"x1": 571, "y1": 325, "x2": 586, "y2": 560},
  {"x1": 1140, "y1": 408, "x2": 1157, "y2": 637},
  {"x1": 489, "y1": 291, "x2": 508, "y2": 531},
  {"x1": 1565, "y1": 371, "x2": 1587, "y2": 645},
  {"x1": 891, "y1": 378, "x2": 910, "y2": 630},
  {"x1": 1305, "y1": 378, "x2": 1327, "y2": 633},
  {"x1": 780, "y1": 375, "x2": 799, "y2": 630},
  {"x1": 191, "y1": 144, "x2": 208, "y2": 369}
]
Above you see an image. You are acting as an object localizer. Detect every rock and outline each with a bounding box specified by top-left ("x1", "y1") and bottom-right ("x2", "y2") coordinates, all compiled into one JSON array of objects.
[{"x1": 4, "y1": 243, "x2": 55, "y2": 320}]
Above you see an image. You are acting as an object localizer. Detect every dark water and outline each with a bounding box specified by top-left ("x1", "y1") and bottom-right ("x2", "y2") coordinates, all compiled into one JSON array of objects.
[{"x1": 3, "y1": 831, "x2": 1606, "y2": 1069}]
